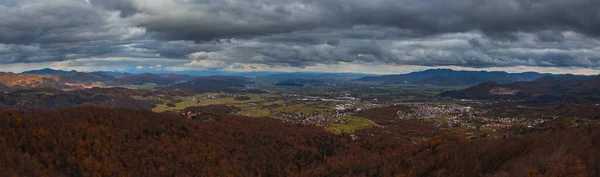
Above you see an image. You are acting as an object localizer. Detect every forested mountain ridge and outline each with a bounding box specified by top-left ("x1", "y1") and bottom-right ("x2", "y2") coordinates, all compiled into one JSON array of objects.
[
  {"x1": 439, "y1": 74, "x2": 600, "y2": 103},
  {"x1": 359, "y1": 69, "x2": 552, "y2": 86}
]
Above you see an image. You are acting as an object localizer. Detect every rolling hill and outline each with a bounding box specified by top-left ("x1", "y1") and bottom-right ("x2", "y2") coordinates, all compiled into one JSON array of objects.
[
  {"x1": 21, "y1": 68, "x2": 79, "y2": 75},
  {"x1": 107, "y1": 73, "x2": 197, "y2": 86},
  {"x1": 159, "y1": 76, "x2": 250, "y2": 93},
  {"x1": 263, "y1": 72, "x2": 374, "y2": 80},
  {"x1": 1, "y1": 71, "x2": 115, "y2": 90},
  {"x1": 0, "y1": 72, "x2": 62, "y2": 89},
  {"x1": 358, "y1": 69, "x2": 551, "y2": 86},
  {"x1": 439, "y1": 75, "x2": 600, "y2": 103},
  {"x1": 0, "y1": 88, "x2": 157, "y2": 110}
]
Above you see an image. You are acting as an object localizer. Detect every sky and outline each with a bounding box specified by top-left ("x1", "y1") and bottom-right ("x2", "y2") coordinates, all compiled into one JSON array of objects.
[{"x1": 1, "y1": 0, "x2": 600, "y2": 75}]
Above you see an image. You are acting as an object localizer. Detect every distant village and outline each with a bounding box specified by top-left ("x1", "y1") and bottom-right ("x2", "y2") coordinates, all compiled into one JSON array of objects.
[{"x1": 177, "y1": 91, "x2": 558, "y2": 131}]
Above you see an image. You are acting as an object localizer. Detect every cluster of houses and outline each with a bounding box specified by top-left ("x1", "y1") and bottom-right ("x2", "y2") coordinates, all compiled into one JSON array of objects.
[
  {"x1": 183, "y1": 92, "x2": 233, "y2": 102},
  {"x1": 477, "y1": 116, "x2": 556, "y2": 129},
  {"x1": 273, "y1": 111, "x2": 333, "y2": 125},
  {"x1": 298, "y1": 95, "x2": 359, "y2": 104},
  {"x1": 395, "y1": 103, "x2": 474, "y2": 120},
  {"x1": 394, "y1": 102, "x2": 557, "y2": 130}
]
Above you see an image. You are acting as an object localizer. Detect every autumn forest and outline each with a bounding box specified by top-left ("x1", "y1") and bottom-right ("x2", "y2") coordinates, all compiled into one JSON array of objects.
[{"x1": 1, "y1": 107, "x2": 598, "y2": 177}]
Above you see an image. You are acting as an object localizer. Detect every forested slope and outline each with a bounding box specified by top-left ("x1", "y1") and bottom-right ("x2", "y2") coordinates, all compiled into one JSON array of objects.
[{"x1": 0, "y1": 107, "x2": 597, "y2": 176}]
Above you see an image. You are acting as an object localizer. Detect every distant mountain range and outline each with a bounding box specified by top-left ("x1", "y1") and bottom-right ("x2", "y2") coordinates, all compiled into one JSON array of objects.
[
  {"x1": 91, "y1": 71, "x2": 136, "y2": 78},
  {"x1": 22, "y1": 68, "x2": 134, "y2": 78},
  {"x1": 1, "y1": 68, "x2": 375, "y2": 92},
  {"x1": 261, "y1": 72, "x2": 374, "y2": 80},
  {"x1": 107, "y1": 74, "x2": 198, "y2": 86},
  {"x1": 159, "y1": 76, "x2": 250, "y2": 93},
  {"x1": 358, "y1": 69, "x2": 553, "y2": 86},
  {"x1": 10, "y1": 68, "x2": 600, "y2": 100},
  {"x1": 1, "y1": 70, "x2": 252, "y2": 94},
  {"x1": 19, "y1": 68, "x2": 372, "y2": 80},
  {"x1": 439, "y1": 74, "x2": 600, "y2": 103},
  {"x1": 21, "y1": 68, "x2": 80, "y2": 75}
]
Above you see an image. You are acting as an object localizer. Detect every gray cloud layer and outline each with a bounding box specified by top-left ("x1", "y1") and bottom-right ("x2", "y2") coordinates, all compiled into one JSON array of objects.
[
  {"x1": 114, "y1": 0, "x2": 600, "y2": 41},
  {"x1": 1, "y1": 0, "x2": 600, "y2": 71}
]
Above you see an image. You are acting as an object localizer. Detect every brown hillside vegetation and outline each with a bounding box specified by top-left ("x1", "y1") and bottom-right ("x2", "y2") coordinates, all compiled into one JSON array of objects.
[
  {"x1": 0, "y1": 73, "x2": 60, "y2": 89},
  {"x1": 0, "y1": 107, "x2": 599, "y2": 176},
  {"x1": 0, "y1": 88, "x2": 158, "y2": 110}
]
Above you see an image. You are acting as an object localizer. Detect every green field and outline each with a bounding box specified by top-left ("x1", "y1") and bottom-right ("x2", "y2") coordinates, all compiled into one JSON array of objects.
[
  {"x1": 151, "y1": 93, "x2": 270, "y2": 112},
  {"x1": 149, "y1": 92, "x2": 371, "y2": 135},
  {"x1": 147, "y1": 81, "x2": 456, "y2": 135},
  {"x1": 120, "y1": 83, "x2": 161, "y2": 90},
  {"x1": 324, "y1": 115, "x2": 376, "y2": 134},
  {"x1": 151, "y1": 92, "x2": 342, "y2": 118}
]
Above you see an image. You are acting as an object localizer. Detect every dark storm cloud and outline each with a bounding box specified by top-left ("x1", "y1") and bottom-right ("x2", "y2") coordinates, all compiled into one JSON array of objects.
[
  {"x1": 132, "y1": 41, "x2": 222, "y2": 59},
  {"x1": 0, "y1": 0, "x2": 149, "y2": 64},
  {"x1": 0, "y1": 40, "x2": 148, "y2": 64},
  {"x1": 0, "y1": 0, "x2": 114, "y2": 44},
  {"x1": 89, "y1": 0, "x2": 138, "y2": 17},
  {"x1": 197, "y1": 29, "x2": 600, "y2": 68},
  {"x1": 535, "y1": 30, "x2": 566, "y2": 43},
  {"x1": 2, "y1": 0, "x2": 600, "y2": 71},
  {"x1": 117, "y1": 0, "x2": 600, "y2": 41}
]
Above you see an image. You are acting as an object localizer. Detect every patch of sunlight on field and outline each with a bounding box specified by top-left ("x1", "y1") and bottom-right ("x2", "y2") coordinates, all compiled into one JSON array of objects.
[
  {"x1": 152, "y1": 93, "x2": 278, "y2": 112},
  {"x1": 324, "y1": 115, "x2": 375, "y2": 134}
]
